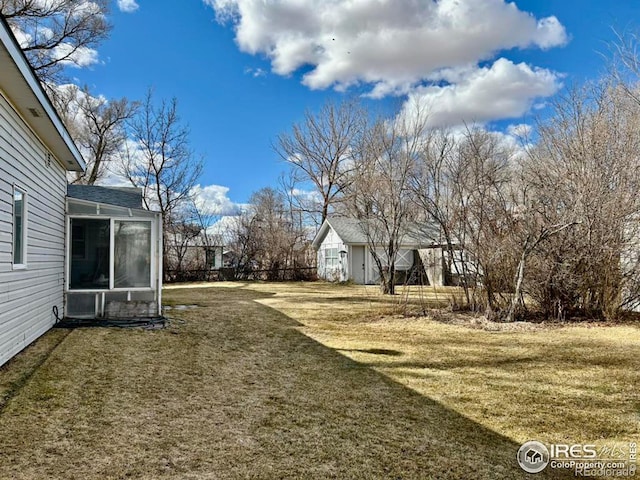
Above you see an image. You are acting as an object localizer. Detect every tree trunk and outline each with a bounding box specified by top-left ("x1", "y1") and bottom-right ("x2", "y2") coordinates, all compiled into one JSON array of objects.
[{"x1": 506, "y1": 250, "x2": 527, "y2": 322}]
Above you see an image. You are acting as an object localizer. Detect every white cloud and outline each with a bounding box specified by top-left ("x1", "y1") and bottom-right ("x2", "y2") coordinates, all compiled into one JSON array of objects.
[
  {"x1": 206, "y1": 0, "x2": 567, "y2": 127},
  {"x1": 191, "y1": 184, "x2": 242, "y2": 217},
  {"x1": 117, "y1": 0, "x2": 139, "y2": 13},
  {"x1": 52, "y1": 43, "x2": 100, "y2": 68},
  {"x1": 402, "y1": 58, "x2": 561, "y2": 127},
  {"x1": 206, "y1": 0, "x2": 567, "y2": 93},
  {"x1": 244, "y1": 66, "x2": 267, "y2": 77},
  {"x1": 9, "y1": 25, "x2": 32, "y2": 49}
]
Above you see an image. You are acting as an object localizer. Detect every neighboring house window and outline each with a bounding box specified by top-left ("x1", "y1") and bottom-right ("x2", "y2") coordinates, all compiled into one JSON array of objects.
[
  {"x1": 13, "y1": 187, "x2": 26, "y2": 267},
  {"x1": 206, "y1": 247, "x2": 217, "y2": 269},
  {"x1": 324, "y1": 247, "x2": 338, "y2": 268}
]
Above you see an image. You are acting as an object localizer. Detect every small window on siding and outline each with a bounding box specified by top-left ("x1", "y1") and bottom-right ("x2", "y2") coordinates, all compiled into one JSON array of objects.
[
  {"x1": 324, "y1": 247, "x2": 338, "y2": 268},
  {"x1": 13, "y1": 187, "x2": 26, "y2": 267}
]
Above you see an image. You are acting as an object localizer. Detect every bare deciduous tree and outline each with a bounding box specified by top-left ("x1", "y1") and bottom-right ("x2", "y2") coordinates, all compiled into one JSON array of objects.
[
  {"x1": 525, "y1": 81, "x2": 640, "y2": 320},
  {"x1": 1, "y1": 0, "x2": 111, "y2": 84},
  {"x1": 52, "y1": 84, "x2": 137, "y2": 184},
  {"x1": 226, "y1": 187, "x2": 313, "y2": 280},
  {"x1": 276, "y1": 99, "x2": 365, "y2": 226},
  {"x1": 121, "y1": 89, "x2": 202, "y2": 216},
  {"x1": 119, "y1": 89, "x2": 203, "y2": 276},
  {"x1": 348, "y1": 112, "x2": 425, "y2": 294}
]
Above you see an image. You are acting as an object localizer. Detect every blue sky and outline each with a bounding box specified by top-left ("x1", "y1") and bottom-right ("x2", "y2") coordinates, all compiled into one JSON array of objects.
[{"x1": 66, "y1": 0, "x2": 640, "y2": 212}]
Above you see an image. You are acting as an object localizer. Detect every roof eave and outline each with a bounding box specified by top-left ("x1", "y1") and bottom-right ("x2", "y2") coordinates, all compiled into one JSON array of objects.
[
  {"x1": 0, "y1": 16, "x2": 85, "y2": 172},
  {"x1": 311, "y1": 220, "x2": 331, "y2": 250}
]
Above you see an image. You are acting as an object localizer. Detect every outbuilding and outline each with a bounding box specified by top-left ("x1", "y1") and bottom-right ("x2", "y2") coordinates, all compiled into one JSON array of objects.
[{"x1": 312, "y1": 216, "x2": 449, "y2": 286}]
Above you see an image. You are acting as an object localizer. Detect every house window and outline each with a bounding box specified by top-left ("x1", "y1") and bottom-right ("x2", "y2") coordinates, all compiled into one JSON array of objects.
[
  {"x1": 13, "y1": 187, "x2": 26, "y2": 267},
  {"x1": 324, "y1": 247, "x2": 338, "y2": 268}
]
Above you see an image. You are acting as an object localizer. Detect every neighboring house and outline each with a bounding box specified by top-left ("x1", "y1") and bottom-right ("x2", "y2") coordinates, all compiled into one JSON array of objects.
[
  {"x1": 192, "y1": 234, "x2": 225, "y2": 271},
  {"x1": 312, "y1": 216, "x2": 451, "y2": 286},
  {"x1": 0, "y1": 16, "x2": 85, "y2": 367},
  {"x1": 165, "y1": 232, "x2": 224, "y2": 275}
]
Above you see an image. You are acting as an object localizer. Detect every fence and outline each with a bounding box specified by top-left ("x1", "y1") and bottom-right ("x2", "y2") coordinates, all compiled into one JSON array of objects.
[{"x1": 165, "y1": 266, "x2": 317, "y2": 283}]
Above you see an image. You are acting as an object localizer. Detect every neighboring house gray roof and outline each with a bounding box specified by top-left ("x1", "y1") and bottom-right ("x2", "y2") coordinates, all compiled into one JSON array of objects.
[
  {"x1": 67, "y1": 185, "x2": 144, "y2": 209},
  {"x1": 180, "y1": 233, "x2": 225, "y2": 247},
  {"x1": 312, "y1": 216, "x2": 443, "y2": 249},
  {"x1": 325, "y1": 217, "x2": 370, "y2": 244}
]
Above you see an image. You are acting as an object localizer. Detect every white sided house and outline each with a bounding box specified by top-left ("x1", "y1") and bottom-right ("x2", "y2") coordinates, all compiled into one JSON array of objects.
[
  {"x1": 312, "y1": 217, "x2": 448, "y2": 286},
  {"x1": 0, "y1": 17, "x2": 163, "y2": 367},
  {"x1": 0, "y1": 16, "x2": 85, "y2": 367}
]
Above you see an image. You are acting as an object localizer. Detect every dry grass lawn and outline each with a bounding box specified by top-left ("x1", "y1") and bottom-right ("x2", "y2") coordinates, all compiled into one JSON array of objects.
[
  {"x1": 241, "y1": 282, "x2": 640, "y2": 446},
  {"x1": 0, "y1": 281, "x2": 634, "y2": 479}
]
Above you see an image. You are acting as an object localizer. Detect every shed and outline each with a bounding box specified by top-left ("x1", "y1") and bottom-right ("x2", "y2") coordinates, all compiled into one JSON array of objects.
[{"x1": 312, "y1": 217, "x2": 448, "y2": 286}]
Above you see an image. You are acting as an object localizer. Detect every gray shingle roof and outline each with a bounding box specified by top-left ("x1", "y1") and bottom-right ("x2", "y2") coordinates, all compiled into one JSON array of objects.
[
  {"x1": 325, "y1": 217, "x2": 369, "y2": 244},
  {"x1": 67, "y1": 185, "x2": 144, "y2": 209},
  {"x1": 320, "y1": 216, "x2": 443, "y2": 248}
]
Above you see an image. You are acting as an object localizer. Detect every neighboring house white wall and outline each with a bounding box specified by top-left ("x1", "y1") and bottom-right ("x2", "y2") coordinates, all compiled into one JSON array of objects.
[
  {"x1": 419, "y1": 248, "x2": 444, "y2": 287},
  {"x1": 316, "y1": 224, "x2": 417, "y2": 285},
  {"x1": 0, "y1": 92, "x2": 67, "y2": 367},
  {"x1": 317, "y1": 225, "x2": 348, "y2": 281},
  {"x1": 184, "y1": 244, "x2": 224, "y2": 270}
]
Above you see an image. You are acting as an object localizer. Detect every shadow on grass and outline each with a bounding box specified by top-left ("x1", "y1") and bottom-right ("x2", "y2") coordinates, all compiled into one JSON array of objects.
[
  {"x1": 163, "y1": 286, "x2": 571, "y2": 479},
  {"x1": 0, "y1": 285, "x2": 573, "y2": 480}
]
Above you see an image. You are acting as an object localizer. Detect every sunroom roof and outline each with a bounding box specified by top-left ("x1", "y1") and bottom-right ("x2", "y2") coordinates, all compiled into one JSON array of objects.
[{"x1": 67, "y1": 197, "x2": 158, "y2": 218}]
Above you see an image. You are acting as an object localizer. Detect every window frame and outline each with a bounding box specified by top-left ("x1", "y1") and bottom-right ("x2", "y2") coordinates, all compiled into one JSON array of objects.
[
  {"x1": 324, "y1": 247, "x2": 339, "y2": 268},
  {"x1": 67, "y1": 215, "x2": 156, "y2": 292},
  {"x1": 113, "y1": 219, "x2": 153, "y2": 289},
  {"x1": 12, "y1": 185, "x2": 27, "y2": 269},
  {"x1": 206, "y1": 247, "x2": 217, "y2": 269},
  {"x1": 71, "y1": 222, "x2": 88, "y2": 260}
]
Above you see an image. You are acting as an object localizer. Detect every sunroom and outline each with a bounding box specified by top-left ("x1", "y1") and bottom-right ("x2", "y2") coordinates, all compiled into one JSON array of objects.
[{"x1": 65, "y1": 186, "x2": 163, "y2": 319}]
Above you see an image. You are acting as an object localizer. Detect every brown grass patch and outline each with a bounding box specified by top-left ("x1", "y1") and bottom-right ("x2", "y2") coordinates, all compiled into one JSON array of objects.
[
  {"x1": 244, "y1": 282, "x2": 640, "y2": 446},
  {"x1": 0, "y1": 281, "x2": 616, "y2": 478}
]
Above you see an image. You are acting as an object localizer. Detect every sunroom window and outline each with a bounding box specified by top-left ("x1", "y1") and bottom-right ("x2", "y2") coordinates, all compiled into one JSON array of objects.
[
  {"x1": 69, "y1": 219, "x2": 110, "y2": 289},
  {"x1": 114, "y1": 221, "x2": 151, "y2": 288}
]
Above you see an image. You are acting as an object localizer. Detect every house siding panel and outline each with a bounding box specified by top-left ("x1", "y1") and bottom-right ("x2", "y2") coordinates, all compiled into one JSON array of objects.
[{"x1": 0, "y1": 92, "x2": 67, "y2": 367}]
